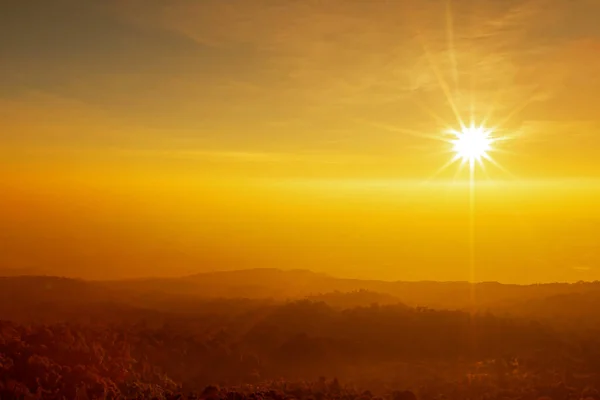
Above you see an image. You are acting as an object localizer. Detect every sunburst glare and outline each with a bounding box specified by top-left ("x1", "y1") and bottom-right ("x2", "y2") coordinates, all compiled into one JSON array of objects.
[{"x1": 450, "y1": 124, "x2": 495, "y2": 165}]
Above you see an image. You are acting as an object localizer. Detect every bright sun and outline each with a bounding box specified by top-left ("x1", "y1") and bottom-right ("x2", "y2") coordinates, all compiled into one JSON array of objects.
[
  {"x1": 428, "y1": 121, "x2": 505, "y2": 180},
  {"x1": 450, "y1": 124, "x2": 494, "y2": 164}
]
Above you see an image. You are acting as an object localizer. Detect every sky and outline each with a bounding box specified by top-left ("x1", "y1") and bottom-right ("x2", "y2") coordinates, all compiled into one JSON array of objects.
[{"x1": 2, "y1": 0, "x2": 600, "y2": 282}]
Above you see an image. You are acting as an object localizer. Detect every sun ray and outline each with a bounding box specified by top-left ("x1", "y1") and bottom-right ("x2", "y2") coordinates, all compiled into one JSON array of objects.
[
  {"x1": 487, "y1": 147, "x2": 517, "y2": 157},
  {"x1": 480, "y1": 78, "x2": 515, "y2": 127},
  {"x1": 362, "y1": 120, "x2": 453, "y2": 143},
  {"x1": 445, "y1": 0, "x2": 459, "y2": 90},
  {"x1": 482, "y1": 153, "x2": 517, "y2": 179},
  {"x1": 490, "y1": 85, "x2": 542, "y2": 131},
  {"x1": 412, "y1": 98, "x2": 453, "y2": 129},
  {"x1": 452, "y1": 157, "x2": 467, "y2": 182},
  {"x1": 424, "y1": 153, "x2": 462, "y2": 183},
  {"x1": 491, "y1": 131, "x2": 519, "y2": 141},
  {"x1": 415, "y1": 31, "x2": 466, "y2": 130},
  {"x1": 469, "y1": 156, "x2": 476, "y2": 289},
  {"x1": 468, "y1": 57, "x2": 476, "y2": 130},
  {"x1": 476, "y1": 157, "x2": 491, "y2": 181}
]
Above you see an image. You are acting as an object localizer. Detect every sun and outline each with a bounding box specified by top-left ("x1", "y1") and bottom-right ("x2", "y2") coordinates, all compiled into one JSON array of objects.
[
  {"x1": 427, "y1": 121, "x2": 505, "y2": 181},
  {"x1": 449, "y1": 124, "x2": 495, "y2": 165}
]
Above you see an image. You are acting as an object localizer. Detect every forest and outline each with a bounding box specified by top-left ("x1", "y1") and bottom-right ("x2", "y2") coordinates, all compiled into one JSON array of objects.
[{"x1": 1, "y1": 271, "x2": 600, "y2": 399}]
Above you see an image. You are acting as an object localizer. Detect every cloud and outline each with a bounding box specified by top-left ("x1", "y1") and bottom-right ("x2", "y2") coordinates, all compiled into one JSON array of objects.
[{"x1": 109, "y1": 147, "x2": 385, "y2": 167}]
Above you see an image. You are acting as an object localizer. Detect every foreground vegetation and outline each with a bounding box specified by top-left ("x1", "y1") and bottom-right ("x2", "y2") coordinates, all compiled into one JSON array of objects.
[{"x1": 2, "y1": 273, "x2": 600, "y2": 399}]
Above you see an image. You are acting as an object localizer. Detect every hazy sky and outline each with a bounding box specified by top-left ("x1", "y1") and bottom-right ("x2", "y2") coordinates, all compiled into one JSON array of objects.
[{"x1": 2, "y1": 0, "x2": 600, "y2": 282}]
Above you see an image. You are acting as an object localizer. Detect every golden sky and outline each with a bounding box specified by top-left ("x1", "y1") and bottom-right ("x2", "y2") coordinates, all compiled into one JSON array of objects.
[{"x1": 2, "y1": 0, "x2": 600, "y2": 282}]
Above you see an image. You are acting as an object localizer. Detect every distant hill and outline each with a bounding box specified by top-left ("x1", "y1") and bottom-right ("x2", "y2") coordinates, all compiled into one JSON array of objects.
[
  {"x1": 2, "y1": 269, "x2": 600, "y2": 321},
  {"x1": 103, "y1": 268, "x2": 600, "y2": 310},
  {"x1": 0, "y1": 276, "x2": 143, "y2": 323},
  {"x1": 494, "y1": 288, "x2": 600, "y2": 326},
  {"x1": 100, "y1": 268, "x2": 336, "y2": 300},
  {"x1": 305, "y1": 290, "x2": 405, "y2": 309}
]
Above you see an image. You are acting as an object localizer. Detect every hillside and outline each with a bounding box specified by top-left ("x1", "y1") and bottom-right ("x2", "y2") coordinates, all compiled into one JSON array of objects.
[
  {"x1": 100, "y1": 268, "x2": 600, "y2": 311},
  {"x1": 2, "y1": 272, "x2": 600, "y2": 398},
  {"x1": 2, "y1": 270, "x2": 600, "y2": 318}
]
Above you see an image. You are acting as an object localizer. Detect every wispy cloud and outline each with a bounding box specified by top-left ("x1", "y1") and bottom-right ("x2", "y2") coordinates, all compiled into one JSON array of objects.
[{"x1": 110, "y1": 148, "x2": 385, "y2": 166}]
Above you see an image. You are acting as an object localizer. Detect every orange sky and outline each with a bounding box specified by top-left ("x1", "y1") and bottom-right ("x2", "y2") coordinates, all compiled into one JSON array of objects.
[{"x1": 2, "y1": 0, "x2": 600, "y2": 282}]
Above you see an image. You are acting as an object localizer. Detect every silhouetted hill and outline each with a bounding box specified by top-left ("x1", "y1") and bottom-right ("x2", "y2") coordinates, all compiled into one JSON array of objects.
[
  {"x1": 99, "y1": 268, "x2": 335, "y2": 300},
  {"x1": 0, "y1": 275, "x2": 119, "y2": 305},
  {"x1": 99, "y1": 268, "x2": 600, "y2": 311},
  {"x1": 3, "y1": 271, "x2": 600, "y2": 321},
  {"x1": 305, "y1": 290, "x2": 405, "y2": 309},
  {"x1": 496, "y1": 288, "x2": 600, "y2": 328},
  {"x1": 0, "y1": 276, "x2": 163, "y2": 323}
]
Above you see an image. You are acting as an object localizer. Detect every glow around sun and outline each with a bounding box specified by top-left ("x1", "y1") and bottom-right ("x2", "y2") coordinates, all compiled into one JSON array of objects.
[
  {"x1": 450, "y1": 124, "x2": 494, "y2": 165},
  {"x1": 429, "y1": 121, "x2": 506, "y2": 180}
]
